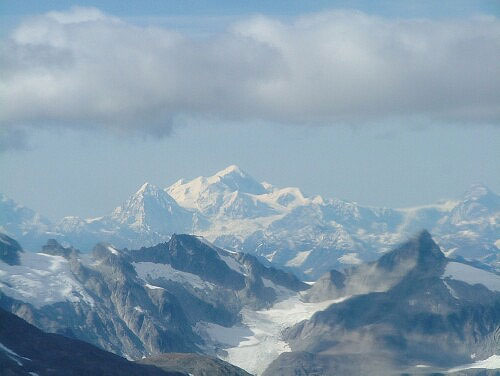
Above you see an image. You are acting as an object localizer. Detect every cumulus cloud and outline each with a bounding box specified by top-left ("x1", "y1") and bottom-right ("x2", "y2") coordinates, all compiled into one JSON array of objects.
[{"x1": 1, "y1": 7, "x2": 499, "y2": 140}]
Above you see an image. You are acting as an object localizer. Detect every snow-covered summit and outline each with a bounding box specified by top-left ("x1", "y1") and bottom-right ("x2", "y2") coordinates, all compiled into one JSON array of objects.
[
  {"x1": 166, "y1": 165, "x2": 270, "y2": 216},
  {"x1": 111, "y1": 182, "x2": 193, "y2": 234},
  {"x1": 1, "y1": 169, "x2": 498, "y2": 281},
  {"x1": 448, "y1": 183, "x2": 500, "y2": 225}
]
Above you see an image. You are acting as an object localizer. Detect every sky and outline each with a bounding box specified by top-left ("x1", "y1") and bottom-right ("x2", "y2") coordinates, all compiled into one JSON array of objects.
[{"x1": 0, "y1": 0, "x2": 499, "y2": 221}]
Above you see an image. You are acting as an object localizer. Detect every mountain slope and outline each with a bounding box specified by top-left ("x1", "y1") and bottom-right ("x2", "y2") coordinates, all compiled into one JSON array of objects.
[
  {"x1": 111, "y1": 182, "x2": 194, "y2": 235},
  {"x1": 2, "y1": 230, "x2": 499, "y2": 375},
  {"x1": 0, "y1": 307, "x2": 179, "y2": 376},
  {"x1": 0, "y1": 233, "x2": 308, "y2": 366},
  {"x1": 264, "y1": 231, "x2": 500, "y2": 375},
  {"x1": 0, "y1": 233, "x2": 23, "y2": 265}
]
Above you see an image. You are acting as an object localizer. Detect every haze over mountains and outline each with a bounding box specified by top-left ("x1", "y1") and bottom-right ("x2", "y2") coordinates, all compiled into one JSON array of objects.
[
  {"x1": 0, "y1": 232, "x2": 312, "y2": 374},
  {"x1": 1, "y1": 230, "x2": 500, "y2": 375},
  {"x1": 1, "y1": 165, "x2": 498, "y2": 279},
  {"x1": 1, "y1": 164, "x2": 499, "y2": 374}
]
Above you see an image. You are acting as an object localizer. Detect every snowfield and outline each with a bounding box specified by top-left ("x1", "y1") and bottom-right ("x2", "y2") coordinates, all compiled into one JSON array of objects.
[
  {"x1": 443, "y1": 262, "x2": 500, "y2": 292},
  {"x1": 447, "y1": 354, "x2": 500, "y2": 372},
  {"x1": 198, "y1": 294, "x2": 349, "y2": 375},
  {"x1": 0, "y1": 252, "x2": 94, "y2": 308},
  {"x1": 133, "y1": 261, "x2": 215, "y2": 290}
]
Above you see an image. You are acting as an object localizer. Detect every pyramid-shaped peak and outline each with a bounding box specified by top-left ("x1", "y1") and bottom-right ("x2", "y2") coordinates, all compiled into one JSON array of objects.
[
  {"x1": 377, "y1": 230, "x2": 445, "y2": 271},
  {"x1": 92, "y1": 243, "x2": 121, "y2": 258},
  {"x1": 415, "y1": 229, "x2": 432, "y2": 241},
  {"x1": 131, "y1": 182, "x2": 179, "y2": 203},
  {"x1": 408, "y1": 230, "x2": 445, "y2": 262},
  {"x1": 136, "y1": 182, "x2": 161, "y2": 195},
  {"x1": 209, "y1": 165, "x2": 266, "y2": 195}
]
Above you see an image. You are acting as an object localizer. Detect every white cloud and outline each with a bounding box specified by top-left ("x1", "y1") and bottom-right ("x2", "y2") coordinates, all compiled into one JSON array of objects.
[{"x1": 1, "y1": 7, "x2": 499, "y2": 141}]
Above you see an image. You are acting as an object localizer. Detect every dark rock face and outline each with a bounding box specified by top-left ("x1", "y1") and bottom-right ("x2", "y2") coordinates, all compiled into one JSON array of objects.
[
  {"x1": 235, "y1": 252, "x2": 310, "y2": 292},
  {"x1": 305, "y1": 230, "x2": 445, "y2": 302},
  {"x1": 0, "y1": 233, "x2": 22, "y2": 266},
  {"x1": 376, "y1": 229, "x2": 445, "y2": 270},
  {"x1": 41, "y1": 238, "x2": 79, "y2": 258},
  {"x1": 130, "y1": 234, "x2": 246, "y2": 289},
  {"x1": 0, "y1": 233, "x2": 308, "y2": 363},
  {"x1": 0, "y1": 307, "x2": 181, "y2": 376},
  {"x1": 138, "y1": 353, "x2": 253, "y2": 376},
  {"x1": 266, "y1": 231, "x2": 500, "y2": 375}
]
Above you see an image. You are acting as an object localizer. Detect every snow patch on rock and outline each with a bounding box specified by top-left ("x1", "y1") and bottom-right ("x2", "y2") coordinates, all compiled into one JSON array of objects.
[
  {"x1": 443, "y1": 262, "x2": 500, "y2": 292},
  {"x1": 133, "y1": 262, "x2": 214, "y2": 290}
]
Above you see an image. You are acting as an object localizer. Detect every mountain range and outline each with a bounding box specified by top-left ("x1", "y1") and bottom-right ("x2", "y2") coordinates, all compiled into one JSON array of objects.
[
  {"x1": 1, "y1": 165, "x2": 498, "y2": 280},
  {"x1": 1, "y1": 231, "x2": 500, "y2": 375},
  {"x1": 0, "y1": 231, "x2": 310, "y2": 374}
]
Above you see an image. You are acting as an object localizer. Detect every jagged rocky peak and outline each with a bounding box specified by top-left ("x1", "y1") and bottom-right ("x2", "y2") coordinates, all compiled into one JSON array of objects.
[
  {"x1": 303, "y1": 268, "x2": 346, "y2": 302},
  {"x1": 306, "y1": 231, "x2": 447, "y2": 301},
  {"x1": 92, "y1": 242, "x2": 122, "y2": 260},
  {"x1": 326, "y1": 269, "x2": 346, "y2": 288},
  {"x1": 377, "y1": 229, "x2": 445, "y2": 270},
  {"x1": 273, "y1": 232, "x2": 500, "y2": 376},
  {"x1": 41, "y1": 238, "x2": 79, "y2": 258},
  {"x1": 132, "y1": 233, "x2": 246, "y2": 289},
  {"x1": 0, "y1": 233, "x2": 23, "y2": 265}
]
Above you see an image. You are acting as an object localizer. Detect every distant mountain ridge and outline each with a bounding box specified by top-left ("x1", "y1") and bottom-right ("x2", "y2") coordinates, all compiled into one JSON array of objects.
[{"x1": 1, "y1": 165, "x2": 498, "y2": 279}]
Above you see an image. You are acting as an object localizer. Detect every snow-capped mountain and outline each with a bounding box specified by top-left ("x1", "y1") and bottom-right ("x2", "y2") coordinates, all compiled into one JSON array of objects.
[
  {"x1": 0, "y1": 193, "x2": 52, "y2": 250},
  {"x1": 0, "y1": 166, "x2": 498, "y2": 279},
  {"x1": 167, "y1": 165, "x2": 279, "y2": 219},
  {"x1": 1, "y1": 231, "x2": 499, "y2": 375},
  {"x1": 111, "y1": 182, "x2": 194, "y2": 234},
  {"x1": 265, "y1": 231, "x2": 500, "y2": 375},
  {"x1": 0, "y1": 232, "x2": 309, "y2": 374},
  {"x1": 54, "y1": 182, "x2": 198, "y2": 249}
]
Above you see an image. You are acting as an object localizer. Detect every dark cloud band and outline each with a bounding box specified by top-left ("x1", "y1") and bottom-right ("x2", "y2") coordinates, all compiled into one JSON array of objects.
[{"x1": 1, "y1": 7, "x2": 499, "y2": 141}]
